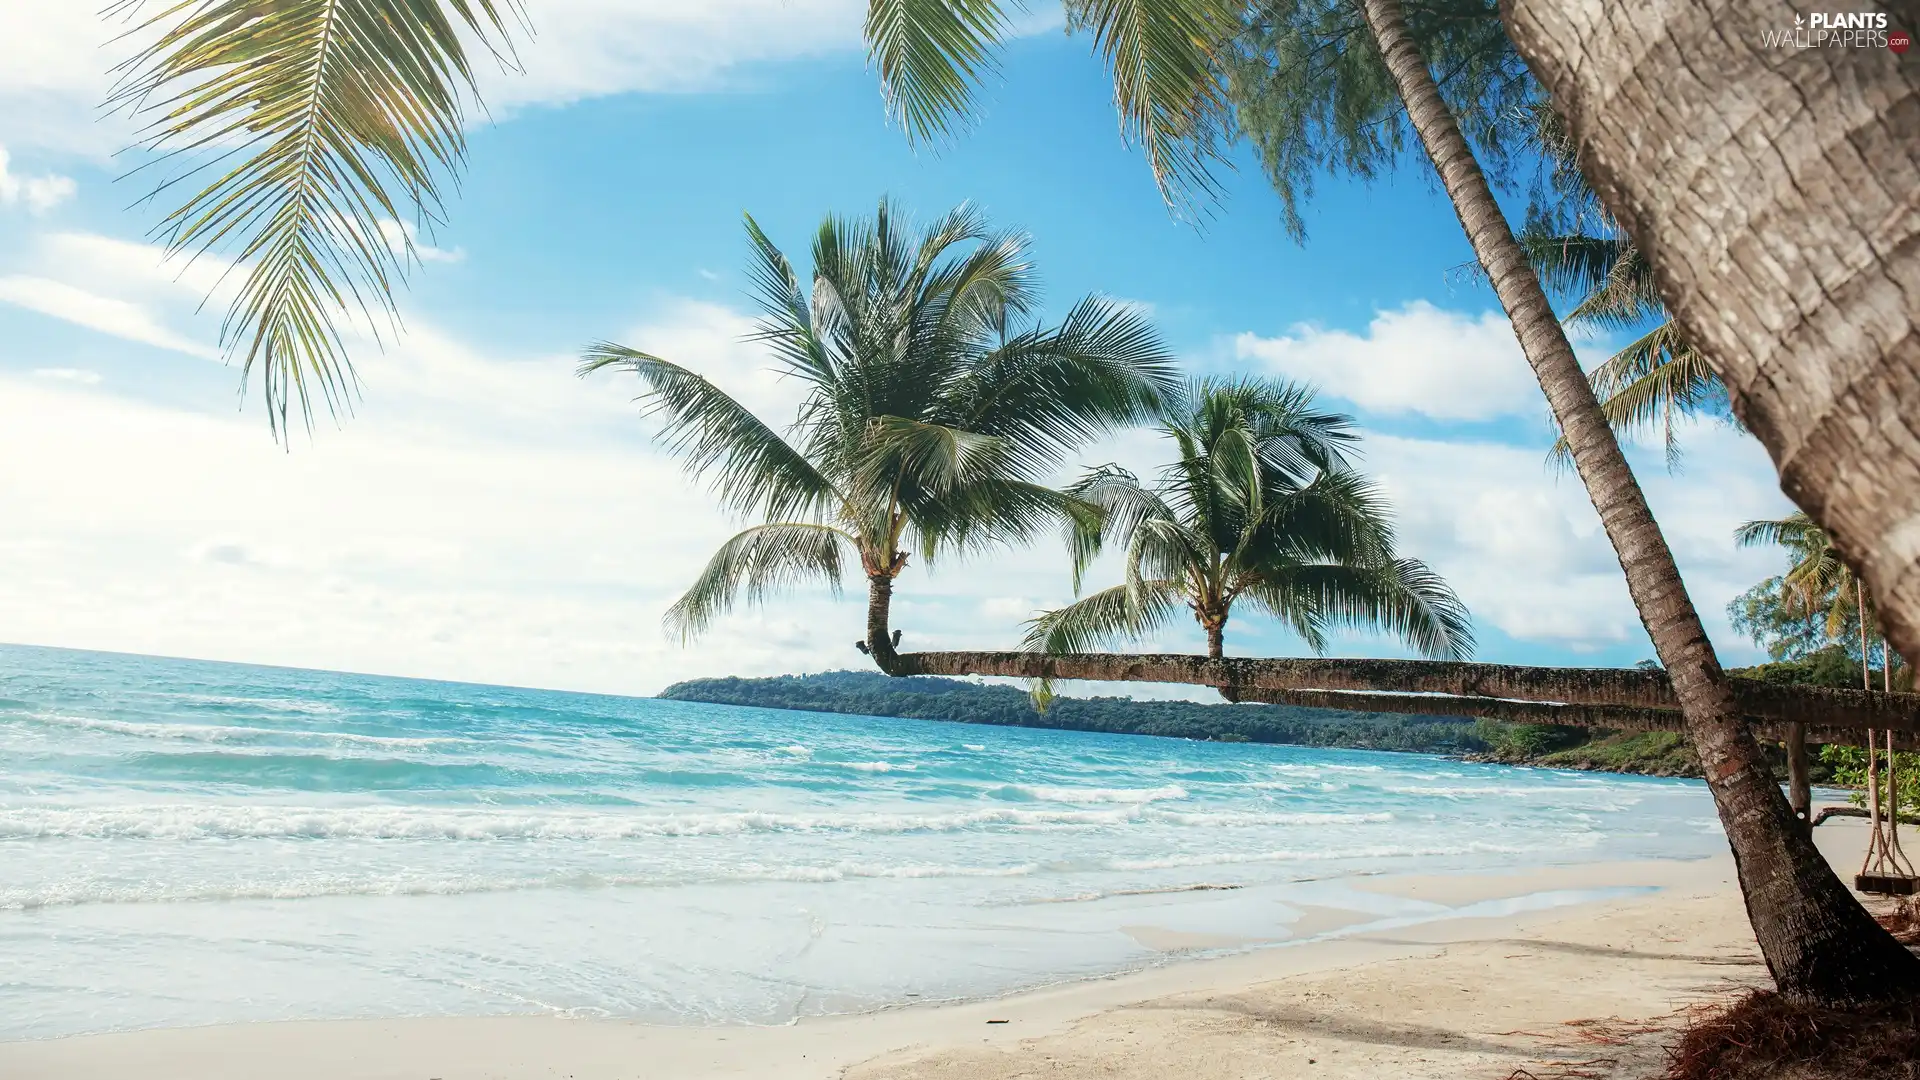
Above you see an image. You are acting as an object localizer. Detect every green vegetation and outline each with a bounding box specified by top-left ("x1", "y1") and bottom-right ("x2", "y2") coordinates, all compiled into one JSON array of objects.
[
  {"x1": 1025, "y1": 378, "x2": 1471, "y2": 662},
  {"x1": 662, "y1": 670, "x2": 1487, "y2": 754}
]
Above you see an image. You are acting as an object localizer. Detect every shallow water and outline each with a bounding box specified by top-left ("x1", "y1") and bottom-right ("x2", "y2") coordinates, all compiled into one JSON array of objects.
[{"x1": 0, "y1": 643, "x2": 1725, "y2": 1039}]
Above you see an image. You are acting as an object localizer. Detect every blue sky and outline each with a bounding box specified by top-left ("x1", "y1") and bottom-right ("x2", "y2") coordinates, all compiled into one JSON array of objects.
[{"x1": 0, "y1": 4, "x2": 1797, "y2": 696}]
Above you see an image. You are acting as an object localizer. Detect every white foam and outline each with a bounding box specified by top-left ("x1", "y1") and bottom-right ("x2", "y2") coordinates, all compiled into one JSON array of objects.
[
  {"x1": 1016, "y1": 784, "x2": 1187, "y2": 805},
  {"x1": 1109, "y1": 840, "x2": 1528, "y2": 872},
  {"x1": 0, "y1": 803, "x2": 1143, "y2": 842},
  {"x1": 0, "y1": 859, "x2": 1046, "y2": 909},
  {"x1": 16, "y1": 712, "x2": 445, "y2": 749},
  {"x1": 833, "y1": 761, "x2": 915, "y2": 773},
  {"x1": 962, "y1": 744, "x2": 986, "y2": 752}
]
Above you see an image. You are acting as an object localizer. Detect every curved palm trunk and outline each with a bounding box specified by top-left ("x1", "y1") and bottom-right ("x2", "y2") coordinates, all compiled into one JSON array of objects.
[
  {"x1": 1500, "y1": 0, "x2": 1920, "y2": 679},
  {"x1": 1360, "y1": 0, "x2": 1920, "y2": 1004}
]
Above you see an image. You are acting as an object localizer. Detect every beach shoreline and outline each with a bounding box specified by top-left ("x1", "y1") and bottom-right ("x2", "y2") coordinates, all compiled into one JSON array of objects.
[{"x1": 3, "y1": 830, "x2": 1854, "y2": 1080}]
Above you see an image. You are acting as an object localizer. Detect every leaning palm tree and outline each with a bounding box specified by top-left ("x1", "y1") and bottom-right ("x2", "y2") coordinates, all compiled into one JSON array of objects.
[
  {"x1": 581, "y1": 201, "x2": 1178, "y2": 671},
  {"x1": 1024, "y1": 379, "x2": 1472, "y2": 663},
  {"x1": 860, "y1": 0, "x2": 1920, "y2": 1002}
]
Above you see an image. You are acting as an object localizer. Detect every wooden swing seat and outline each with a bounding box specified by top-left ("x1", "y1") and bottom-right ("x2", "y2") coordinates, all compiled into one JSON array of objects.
[{"x1": 1857, "y1": 872, "x2": 1920, "y2": 896}]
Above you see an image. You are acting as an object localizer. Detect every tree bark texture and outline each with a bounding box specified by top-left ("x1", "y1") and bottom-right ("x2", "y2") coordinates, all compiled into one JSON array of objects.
[
  {"x1": 890, "y1": 651, "x2": 1916, "y2": 730},
  {"x1": 865, "y1": 575, "x2": 899, "y2": 674},
  {"x1": 1502, "y1": 0, "x2": 1920, "y2": 678},
  {"x1": 1368, "y1": 0, "x2": 1920, "y2": 1004}
]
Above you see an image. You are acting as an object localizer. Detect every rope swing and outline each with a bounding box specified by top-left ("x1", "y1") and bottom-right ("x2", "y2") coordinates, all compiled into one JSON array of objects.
[{"x1": 1858, "y1": 726, "x2": 1919, "y2": 895}]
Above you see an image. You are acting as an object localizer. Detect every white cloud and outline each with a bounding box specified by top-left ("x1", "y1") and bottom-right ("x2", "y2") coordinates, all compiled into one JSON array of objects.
[
  {"x1": 1234, "y1": 301, "x2": 1552, "y2": 421},
  {"x1": 380, "y1": 219, "x2": 466, "y2": 265},
  {"x1": 32, "y1": 367, "x2": 101, "y2": 385},
  {"x1": 0, "y1": 276, "x2": 218, "y2": 360},
  {"x1": 0, "y1": 144, "x2": 75, "y2": 212},
  {"x1": 1362, "y1": 423, "x2": 1795, "y2": 654}
]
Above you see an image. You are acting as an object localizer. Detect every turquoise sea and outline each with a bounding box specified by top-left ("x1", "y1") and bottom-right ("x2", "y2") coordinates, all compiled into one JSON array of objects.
[{"x1": 0, "y1": 643, "x2": 1726, "y2": 1040}]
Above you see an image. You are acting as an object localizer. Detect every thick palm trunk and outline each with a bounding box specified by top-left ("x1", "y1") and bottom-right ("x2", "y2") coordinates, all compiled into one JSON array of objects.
[
  {"x1": 866, "y1": 575, "x2": 899, "y2": 674},
  {"x1": 1204, "y1": 616, "x2": 1227, "y2": 659},
  {"x1": 1360, "y1": 0, "x2": 1920, "y2": 1004},
  {"x1": 1501, "y1": 0, "x2": 1920, "y2": 677}
]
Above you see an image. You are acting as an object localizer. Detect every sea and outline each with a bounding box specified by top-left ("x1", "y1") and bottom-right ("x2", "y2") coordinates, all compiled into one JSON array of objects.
[{"x1": 0, "y1": 643, "x2": 1727, "y2": 1041}]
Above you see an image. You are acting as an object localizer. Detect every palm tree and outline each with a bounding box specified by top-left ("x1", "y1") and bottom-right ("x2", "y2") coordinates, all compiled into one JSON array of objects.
[
  {"x1": 1024, "y1": 379, "x2": 1473, "y2": 663},
  {"x1": 580, "y1": 201, "x2": 1179, "y2": 671},
  {"x1": 1736, "y1": 513, "x2": 1882, "y2": 693},
  {"x1": 860, "y1": 0, "x2": 1920, "y2": 1002},
  {"x1": 1501, "y1": 0, "x2": 1920, "y2": 689}
]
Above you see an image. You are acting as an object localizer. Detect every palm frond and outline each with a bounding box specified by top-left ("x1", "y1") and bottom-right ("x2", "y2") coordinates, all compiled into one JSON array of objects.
[
  {"x1": 1064, "y1": 0, "x2": 1240, "y2": 211},
  {"x1": 665, "y1": 523, "x2": 858, "y2": 639},
  {"x1": 1246, "y1": 559, "x2": 1475, "y2": 660},
  {"x1": 951, "y1": 295, "x2": 1179, "y2": 473},
  {"x1": 581, "y1": 344, "x2": 841, "y2": 522},
  {"x1": 864, "y1": 0, "x2": 1016, "y2": 143},
  {"x1": 1021, "y1": 579, "x2": 1183, "y2": 654},
  {"x1": 110, "y1": 0, "x2": 523, "y2": 436},
  {"x1": 1547, "y1": 323, "x2": 1723, "y2": 472},
  {"x1": 856, "y1": 415, "x2": 1006, "y2": 499}
]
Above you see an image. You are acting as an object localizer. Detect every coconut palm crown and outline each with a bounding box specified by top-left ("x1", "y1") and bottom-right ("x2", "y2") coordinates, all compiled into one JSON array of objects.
[
  {"x1": 1024, "y1": 378, "x2": 1474, "y2": 661},
  {"x1": 582, "y1": 201, "x2": 1180, "y2": 672}
]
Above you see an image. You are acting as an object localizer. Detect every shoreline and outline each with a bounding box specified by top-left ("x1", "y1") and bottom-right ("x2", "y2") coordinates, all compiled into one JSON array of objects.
[{"x1": 0, "y1": 841, "x2": 1813, "y2": 1080}]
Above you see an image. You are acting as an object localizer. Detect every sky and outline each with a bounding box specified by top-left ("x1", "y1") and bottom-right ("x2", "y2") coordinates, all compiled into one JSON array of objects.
[{"x1": 0, "y1": 2, "x2": 1799, "y2": 698}]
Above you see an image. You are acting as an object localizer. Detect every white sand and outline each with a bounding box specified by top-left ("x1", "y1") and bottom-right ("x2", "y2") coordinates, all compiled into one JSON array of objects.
[{"x1": 1, "y1": 818, "x2": 1879, "y2": 1080}]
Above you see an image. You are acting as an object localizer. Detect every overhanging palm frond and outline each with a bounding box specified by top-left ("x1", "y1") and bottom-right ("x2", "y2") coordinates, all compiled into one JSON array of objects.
[
  {"x1": 1022, "y1": 579, "x2": 1183, "y2": 654},
  {"x1": 109, "y1": 0, "x2": 523, "y2": 436},
  {"x1": 1065, "y1": 0, "x2": 1241, "y2": 210},
  {"x1": 581, "y1": 344, "x2": 841, "y2": 521},
  {"x1": 864, "y1": 0, "x2": 1015, "y2": 144},
  {"x1": 664, "y1": 523, "x2": 859, "y2": 639}
]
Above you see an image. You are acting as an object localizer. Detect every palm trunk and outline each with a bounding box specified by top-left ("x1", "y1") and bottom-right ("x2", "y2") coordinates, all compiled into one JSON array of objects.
[
  {"x1": 1360, "y1": 0, "x2": 1920, "y2": 1004},
  {"x1": 1787, "y1": 723, "x2": 1811, "y2": 828},
  {"x1": 1500, "y1": 0, "x2": 1920, "y2": 682},
  {"x1": 1202, "y1": 613, "x2": 1227, "y2": 660},
  {"x1": 865, "y1": 574, "x2": 899, "y2": 675}
]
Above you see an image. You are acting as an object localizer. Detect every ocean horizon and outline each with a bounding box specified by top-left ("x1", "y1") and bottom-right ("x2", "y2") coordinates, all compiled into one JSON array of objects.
[{"x1": 0, "y1": 643, "x2": 1727, "y2": 1040}]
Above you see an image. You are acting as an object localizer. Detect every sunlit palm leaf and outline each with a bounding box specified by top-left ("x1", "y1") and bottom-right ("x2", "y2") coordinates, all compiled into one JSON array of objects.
[
  {"x1": 864, "y1": 0, "x2": 1015, "y2": 143},
  {"x1": 580, "y1": 344, "x2": 842, "y2": 522},
  {"x1": 1547, "y1": 324, "x2": 1721, "y2": 471},
  {"x1": 1022, "y1": 579, "x2": 1183, "y2": 653},
  {"x1": 1246, "y1": 559, "x2": 1475, "y2": 661},
  {"x1": 664, "y1": 523, "x2": 859, "y2": 639},
  {"x1": 110, "y1": 0, "x2": 522, "y2": 435},
  {"x1": 1064, "y1": 0, "x2": 1240, "y2": 209}
]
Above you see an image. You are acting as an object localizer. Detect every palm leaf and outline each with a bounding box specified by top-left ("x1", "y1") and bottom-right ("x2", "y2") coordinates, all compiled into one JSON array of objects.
[
  {"x1": 1548, "y1": 323, "x2": 1723, "y2": 471},
  {"x1": 665, "y1": 523, "x2": 859, "y2": 639},
  {"x1": 110, "y1": 0, "x2": 523, "y2": 435},
  {"x1": 1021, "y1": 578, "x2": 1183, "y2": 654},
  {"x1": 1064, "y1": 0, "x2": 1241, "y2": 210},
  {"x1": 864, "y1": 0, "x2": 1015, "y2": 144},
  {"x1": 581, "y1": 344, "x2": 842, "y2": 522}
]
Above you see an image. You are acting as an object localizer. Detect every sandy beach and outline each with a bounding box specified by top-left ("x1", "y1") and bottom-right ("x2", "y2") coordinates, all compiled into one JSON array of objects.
[{"x1": 6, "y1": 819, "x2": 1877, "y2": 1080}]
